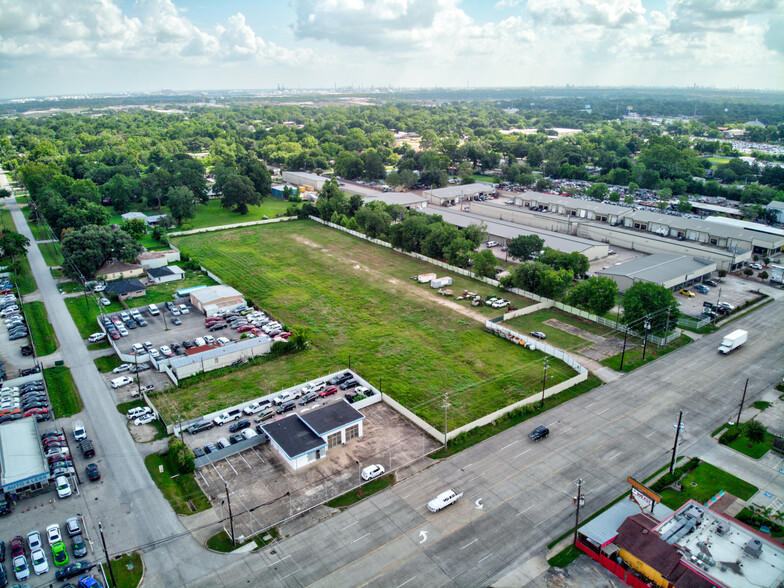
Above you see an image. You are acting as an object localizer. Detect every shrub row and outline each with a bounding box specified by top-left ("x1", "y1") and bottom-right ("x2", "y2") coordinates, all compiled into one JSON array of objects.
[
  {"x1": 719, "y1": 425, "x2": 742, "y2": 445},
  {"x1": 650, "y1": 457, "x2": 701, "y2": 493}
]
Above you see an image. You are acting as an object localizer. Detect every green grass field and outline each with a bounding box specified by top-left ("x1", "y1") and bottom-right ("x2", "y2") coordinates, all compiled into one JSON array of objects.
[
  {"x1": 15, "y1": 257, "x2": 37, "y2": 295},
  {"x1": 65, "y1": 296, "x2": 124, "y2": 338},
  {"x1": 503, "y1": 308, "x2": 618, "y2": 353},
  {"x1": 37, "y1": 241, "x2": 64, "y2": 267},
  {"x1": 144, "y1": 452, "x2": 210, "y2": 515},
  {"x1": 94, "y1": 354, "x2": 124, "y2": 373},
  {"x1": 44, "y1": 366, "x2": 83, "y2": 418},
  {"x1": 27, "y1": 220, "x2": 51, "y2": 241},
  {"x1": 25, "y1": 301, "x2": 59, "y2": 356},
  {"x1": 659, "y1": 462, "x2": 757, "y2": 510},
  {"x1": 172, "y1": 220, "x2": 576, "y2": 428},
  {"x1": 601, "y1": 334, "x2": 692, "y2": 372},
  {"x1": 727, "y1": 430, "x2": 775, "y2": 459},
  {"x1": 103, "y1": 552, "x2": 143, "y2": 588},
  {"x1": 177, "y1": 198, "x2": 295, "y2": 230}
]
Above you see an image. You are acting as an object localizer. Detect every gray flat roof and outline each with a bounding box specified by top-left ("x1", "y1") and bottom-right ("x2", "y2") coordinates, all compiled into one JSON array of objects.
[
  {"x1": 299, "y1": 400, "x2": 364, "y2": 436},
  {"x1": 691, "y1": 202, "x2": 741, "y2": 215},
  {"x1": 423, "y1": 208, "x2": 604, "y2": 255},
  {"x1": 424, "y1": 182, "x2": 495, "y2": 200},
  {"x1": 282, "y1": 171, "x2": 325, "y2": 182},
  {"x1": 262, "y1": 415, "x2": 326, "y2": 460},
  {"x1": 0, "y1": 418, "x2": 48, "y2": 490},
  {"x1": 579, "y1": 500, "x2": 673, "y2": 546},
  {"x1": 362, "y1": 192, "x2": 427, "y2": 207},
  {"x1": 705, "y1": 216, "x2": 784, "y2": 237},
  {"x1": 768, "y1": 201, "x2": 784, "y2": 211},
  {"x1": 520, "y1": 192, "x2": 632, "y2": 216},
  {"x1": 170, "y1": 336, "x2": 271, "y2": 368},
  {"x1": 597, "y1": 254, "x2": 714, "y2": 282}
]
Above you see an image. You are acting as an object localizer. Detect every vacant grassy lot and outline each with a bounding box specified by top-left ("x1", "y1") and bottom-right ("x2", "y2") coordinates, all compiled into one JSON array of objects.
[
  {"x1": 44, "y1": 366, "x2": 83, "y2": 418},
  {"x1": 601, "y1": 334, "x2": 692, "y2": 372},
  {"x1": 95, "y1": 354, "x2": 124, "y2": 373},
  {"x1": 66, "y1": 296, "x2": 124, "y2": 339},
  {"x1": 37, "y1": 241, "x2": 64, "y2": 267},
  {"x1": 25, "y1": 301, "x2": 59, "y2": 356},
  {"x1": 503, "y1": 308, "x2": 618, "y2": 352},
  {"x1": 727, "y1": 429, "x2": 775, "y2": 459},
  {"x1": 144, "y1": 452, "x2": 210, "y2": 515},
  {"x1": 178, "y1": 198, "x2": 295, "y2": 230},
  {"x1": 659, "y1": 462, "x2": 757, "y2": 510},
  {"x1": 173, "y1": 220, "x2": 576, "y2": 428}
]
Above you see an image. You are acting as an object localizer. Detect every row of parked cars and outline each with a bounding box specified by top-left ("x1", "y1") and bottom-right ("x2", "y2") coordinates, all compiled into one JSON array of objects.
[
  {"x1": 4, "y1": 517, "x2": 94, "y2": 583},
  {"x1": 41, "y1": 426, "x2": 101, "y2": 500},
  {"x1": 205, "y1": 307, "x2": 290, "y2": 340},
  {"x1": 0, "y1": 378, "x2": 51, "y2": 424},
  {"x1": 1, "y1": 284, "x2": 28, "y2": 352},
  {"x1": 195, "y1": 425, "x2": 269, "y2": 457}
]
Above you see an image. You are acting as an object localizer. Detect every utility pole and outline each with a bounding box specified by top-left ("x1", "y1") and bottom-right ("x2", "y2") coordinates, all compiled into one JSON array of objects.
[
  {"x1": 98, "y1": 522, "x2": 117, "y2": 588},
  {"x1": 443, "y1": 393, "x2": 449, "y2": 447},
  {"x1": 134, "y1": 352, "x2": 141, "y2": 398},
  {"x1": 669, "y1": 410, "x2": 684, "y2": 474},
  {"x1": 662, "y1": 306, "x2": 671, "y2": 347},
  {"x1": 572, "y1": 479, "x2": 584, "y2": 546},
  {"x1": 642, "y1": 319, "x2": 651, "y2": 360},
  {"x1": 225, "y1": 483, "x2": 235, "y2": 546},
  {"x1": 540, "y1": 357, "x2": 549, "y2": 407},
  {"x1": 619, "y1": 327, "x2": 630, "y2": 371},
  {"x1": 736, "y1": 379, "x2": 749, "y2": 425}
]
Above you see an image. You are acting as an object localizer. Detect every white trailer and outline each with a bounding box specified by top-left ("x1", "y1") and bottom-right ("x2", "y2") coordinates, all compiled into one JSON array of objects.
[{"x1": 718, "y1": 329, "x2": 747, "y2": 354}]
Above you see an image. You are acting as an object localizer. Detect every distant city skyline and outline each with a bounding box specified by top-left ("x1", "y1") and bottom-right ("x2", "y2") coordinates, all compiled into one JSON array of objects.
[{"x1": 1, "y1": 0, "x2": 783, "y2": 99}]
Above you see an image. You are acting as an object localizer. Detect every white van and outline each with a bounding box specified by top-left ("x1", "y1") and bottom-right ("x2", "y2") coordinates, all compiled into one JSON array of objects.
[
  {"x1": 72, "y1": 420, "x2": 87, "y2": 441},
  {"x1": 194, "y1": 337, "x2": 206, "y2": 347},
  {"x1": 148, "y1": 304, "x2": 160, "y2": 316},
  {"x1": 178, "y1": 304, "x2": 190, "y2": 314},
  {"x1": 111, "y1": 376, "x2": 133, "y2": 389}
]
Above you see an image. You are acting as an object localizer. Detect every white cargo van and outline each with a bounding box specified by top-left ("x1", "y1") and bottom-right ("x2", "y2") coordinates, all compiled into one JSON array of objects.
[
  {"x1": 148, "y1": 304, "x2": 160, "y2": 316},
  {"x1": 111, "y1": 376, "x2": 133, "y2": 389},
  {"x1": 72, "y1": 420, "x2": 87, "y2": 441}
]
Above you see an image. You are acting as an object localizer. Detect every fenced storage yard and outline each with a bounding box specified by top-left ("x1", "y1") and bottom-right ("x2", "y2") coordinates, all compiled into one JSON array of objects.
[{"x1": 172, "y1": 220, "x2": 578, "y2": 430}]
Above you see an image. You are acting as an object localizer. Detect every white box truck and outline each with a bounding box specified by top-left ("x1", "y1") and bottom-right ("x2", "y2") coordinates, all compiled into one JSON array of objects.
[{"x1": 718, "y1": 329, "x2": 747, "y2": 354}]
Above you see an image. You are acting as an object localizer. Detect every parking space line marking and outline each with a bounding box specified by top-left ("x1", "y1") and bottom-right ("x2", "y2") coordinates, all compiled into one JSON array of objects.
[
  {"x1": 515, "y1": 449, "x2": 532, "y2": 459},
  {"x1": 607, "y1": 451, "x2": 622, "y2": 461},
  {"x1": 516, "y1": 505, "x2": 535, "y2": 517},
  {"x1": 478, "y1": 554, "x2": 491, "y2": 564},
  {"x1": 352, "y1": 533, "x2": 371, "y2": 543},
  {"x1": 646, "y1": 430, "x2": 657, "y2": 438},
  {"x1": 396, "y1": 577, "x2": 416, "y2": 588},
  {"x1": 225, "y1": 457, "x2": 238, "y2": 475},
  {"x1": 268, "y1": 554, "x2": 291, "y2": 567},
  {"x1": 501, "y1": 439, "x2": 520, "y2": 450},
  {"x1": 585, "y1": 402, "x2": 596, "y2": 409},
  {"x1": 341, "y1": 521, "x2": 359, "y2": 531},
  {"x1": 239, "y1": 453, "x2": 252, "y2": 469},
  {"x1": 210, "y1": 462, "x2": 225, "y2": 484},
  {"x1": 466, "y1": 473, "x2": 484, "y2": 484},
  {"x1": 461, "y1": 538, "x2": 478, "y2": 550}
]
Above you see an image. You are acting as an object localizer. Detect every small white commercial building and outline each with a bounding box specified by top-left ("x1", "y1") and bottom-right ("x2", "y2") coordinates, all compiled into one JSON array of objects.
[
  {"x1": 597, "y1": 254, "x2": 717, "y2": 293},
  {"x1": 0, "y1": 418, "x2": 50, "y2": 497},
  {"x1": 169, "y1": 336, "x2": 272, "y2": 380},
  {"x1": 262, "y1": 400, "x2": 365, "y2": 471},
  {"x1": 189, "y1": 285, "x2": 246, "y2": 316},
  {"x1": 147, "y1": 265, "x2": 185, "y2": 284},
  {"x1": 423, "y1": 182, "x2": 496, "y2": 206},
  {"x1": 281, "y1": 171, "x2": 328, "y2": 191}
]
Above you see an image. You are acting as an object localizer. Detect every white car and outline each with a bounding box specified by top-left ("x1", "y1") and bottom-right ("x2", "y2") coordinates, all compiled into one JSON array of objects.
[
  {"x1": 243, "y1": 401, "x2": 270, "y2": 415},
  {"x1": 301, "y1": 381, "x2": 326, "y2": 395},
  {"x1": 354, "y1": 386, "x2": 370, "y2": 396},
  {"x1": 427, "y1": 489, "x2": 463, "y2": 512},
  {"x1": 55, "y1": 477, "x2": 71, "y2": 499},
  {"x1": 159, "y1": 345, "x2": 173, "y2": 357},
  {"x1": 178, "y1": 304, "x2": 190, "y2": 314},
  {"x1": 361, "y1": 464, "x2": 385, "y2": 481},
  {"x1": 486, "y1": 240, "x2": 500, "y2": 247},
  {"x1": 134, "y1": 413, "x2": 157, "y2": 426},
  {"x1": 93, "y1": 284, "x2": 106, "y2": 292},
  {"x1": 149, "y1": 348, "x2": 161, "y2": 359},
  {"x1": 88, "y1": 332, "x2": 106, "y2": 342},
  {"x1": 30, "y1": 547, "x2": 48, "y2": 575},
  {"x1": 113, "y1": 363, "x2": 131, "y2": 373},
  {"x1": 718, "y1": 301, "x2": 735, "y2": 311},
  {"x1": 100, "y1": 297, "x2": 111, "y2": 306},
  {"x1": 111, "y1": 376, "x2": 133, "y2": 389},
  {"x1": 749, "y1": 263, "x2": 763, "y2": 270},
  {"x1": 13, "y1": 554, "x2": 29, "y2": 581},
  {"x1": 46, "y1": 523, "x2": 63, "y2": 545},
  {"x1": 27, "y1": 530, "x2": 43, "y2": 551}
]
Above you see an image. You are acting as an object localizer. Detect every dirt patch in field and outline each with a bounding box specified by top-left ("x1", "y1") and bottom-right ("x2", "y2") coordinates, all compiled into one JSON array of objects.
[
  {"x1": 579, "y1": 337, "x2": 630, "y2": 361},
  {"x1": 543, "y1": 318, "x2": 604, "y2": 343},
  {"x1": 127, "y1": 422, "x2": 159, "y2": 443}
]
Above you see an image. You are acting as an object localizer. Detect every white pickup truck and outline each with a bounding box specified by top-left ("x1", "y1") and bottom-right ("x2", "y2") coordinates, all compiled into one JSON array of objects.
[{"x1": 427, "y1": 489, "x2": 464, "y2": 512}]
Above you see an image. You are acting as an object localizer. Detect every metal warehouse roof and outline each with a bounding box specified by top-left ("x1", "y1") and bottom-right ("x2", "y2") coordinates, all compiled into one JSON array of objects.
[
  {"x1": 189, "y1": 285, "x2": 243, "y2": 304},
  {"x1": 169, "y1": 336, "x2": 271, "y2": 368},
  {"x1": 597, "y1": 254, "x2": 714, "y2": 282},
  {"x1": 282, "y1": 171, "x2": 325, "y2": 182},
  {"x1": 521, "y1": 192, "x2": 631, "y2": 216},
  {"x1": 0, "y1": 418, "x2": 48, "y2": 490},
  {"x1": 705, "y1": 216, "x2": 784, "y2": 237},
  {"x1": 362, "y1": 192, "x2": 427, "y2": 207},
  {"x1": 423, "y1": 207, "x2": 604, "y2": 255},
  {"x1": 579, "y1": 500, "x2": 670, "y2": 547},
  {"x1": 423, "y1": 182, "x2": 495, "y2": 200}
]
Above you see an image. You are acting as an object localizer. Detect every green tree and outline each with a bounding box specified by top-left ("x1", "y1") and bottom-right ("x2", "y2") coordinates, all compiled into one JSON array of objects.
[
  {"x1": 745, "y1": 420, "x2": 766, "y2": 443},
  {"x1": 167, "y1": 186, "x2": 196, "y2": 225},
  {"x1": 151, "y1": 226, "x2": 168, "y2": 245},
  {"x1": 759, "y1": 270, "x2": 769, "y2": 280},
  {"x1": 472, "y1": 249, "x2": 497, "y2": 278},
  {"x1": 60, "y1": 224, "x2": 143, "y2": 279},
  {"x1": 624, "y1": 194, "x2": 635, "y2": 204},
  {"x1": 507, "y1": 234, "x2": 544, "y2": 261},
  {"x1": 444, "y1": 237, "x2": 474, "y2": 268},
  {"x1": 103, "y1": 174, "x2": 136, "y2": 214},
  {"x1": 621, "y1": 282, "x2": 678, "y2": 332},
  {"x1": 218, "y1": 174, "x2": 260, "y2": 215},
  {"x1": 567, "y1": 277, "x2": 618, "y2": 315},
  {"x1": 355, "y1": 204, "x2": 392, "y2": 239},
  {"x1": 586, "y1": 182, "x2": 609, "y2": 201},
  {"x1": 422, "y1": 223, "x2": 459, "y2": 259},
  {"x1": 121, "y1": 218, "x2": 147, "y2": 240},
  {"x1": 505, "y1": 262, "x2": 572, "y2": 299},
  {"x1": 0, "y1": 230, "x2": 30, "y2": 257},
  {"x1": 237, "y1": 155, "x2": 271, "y2": 200},
  {"x1": 0, "y1": 188, "x2": 10, "y2": 198}
]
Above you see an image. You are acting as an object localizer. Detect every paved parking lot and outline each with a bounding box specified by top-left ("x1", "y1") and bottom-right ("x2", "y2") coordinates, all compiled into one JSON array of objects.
[
  {"x1": 675, "y1": 274, "x2": 775, "y2": 317},
  {"x1": 191, "y1": 402, "x2": 439, "y2": 541}
]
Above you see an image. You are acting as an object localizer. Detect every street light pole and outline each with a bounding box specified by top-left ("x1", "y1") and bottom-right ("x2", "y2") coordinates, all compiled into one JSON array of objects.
[
  {"x1": 642, "y1": 319, "x2": 651, "y2": 360},
  {"x1": 225, "y1": 483, "x2": 235, "y2": 546},
  {"x1": 98, "y1": 522, "x2": 117, "y2": 588},
  {"x1": 540, "y1": 357, "x2": 549, "y2": 408}
]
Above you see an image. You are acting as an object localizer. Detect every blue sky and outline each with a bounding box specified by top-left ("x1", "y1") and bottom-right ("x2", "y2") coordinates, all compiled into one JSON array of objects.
[{"x1": 0, "y1": 0, "x2": 782, "y2": 98}]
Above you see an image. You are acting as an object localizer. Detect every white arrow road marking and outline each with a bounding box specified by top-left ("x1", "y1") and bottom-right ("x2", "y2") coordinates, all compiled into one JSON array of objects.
[
  {"x1": 475, "y1": 498, "x2": 484, "y2": 510},
  {"x1": 419, "y1": 530, "x2": 428, "y2": 544}
]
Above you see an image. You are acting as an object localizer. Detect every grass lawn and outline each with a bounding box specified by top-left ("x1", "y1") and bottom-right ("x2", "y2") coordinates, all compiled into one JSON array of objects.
[
  {"x1": 37, "y1": 241, "x2": 64, "y2": 267},
  {"x1": 14, "y1": 256, "x2": 37, "y2": 296},
  {"x1": 95, "y1": 354, "x2": 124, "y2": 373},
  {"x1": 143, "y1": 452, "x2": 211, "y2": 515},
  {"x1": 28, "y1": 220, "x2": 51, "y2": 241},
  {"x1": 470, "y1": 174, "x2": 500, "y2": 183},
  {"x1": 25, "y1": 301, "x2": 59, "y2": 356},
  {"x1": 0, "y1": 209, "x2": 15, "y2": 231},
  {"x1": 172, "y1": 220, "x2": 577, "y2": 428},
  {"x1": 43, "y1": 366, "x2": 83, "y2": 418},
  {"x1": 103, "y1": 552, "x2": 143, "y2": 588},
  {"x1": 65, "y1": 296, "x2": 124, "y2": 339},
  {"x1": 727, "y1": 430, "x2": 775, "y2": 459},
  {"x1": 600, "y1": 334, "x2": 693, "y2": 372},
  {"x1": 177, "y1": 199, "x2": 296, "y2": 231},
  {"x1": 50, "y1": 268, "x2": 63, "y2": 279},
  {"x1": 707, "y1": 156, "x2": 732, "y2": 167},
  {"x1": 548, "y1": 544, "x2": 581, "y2": 568},
  {"x1": 59, "y1": 281, "x2": 85, "y2": 293},
  {"x1": 503, "y1": 308, "x2": 617, "y2": 353},
  {"x1": 659, "y1": 462, "x2": 757, "y2": 510},
  {"x1": 326, "y1": 473, "x2": 395, "y2": 508}
]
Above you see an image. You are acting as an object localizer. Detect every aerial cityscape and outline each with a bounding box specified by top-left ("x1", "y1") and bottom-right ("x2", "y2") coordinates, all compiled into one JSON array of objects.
[{"x1": 0, "y1": 1, "x2": 782, "y2": 587}]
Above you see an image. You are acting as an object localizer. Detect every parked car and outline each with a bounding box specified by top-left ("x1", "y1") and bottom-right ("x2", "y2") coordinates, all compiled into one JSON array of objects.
[
  {"x1": 55, "y1": 476, "x2": 71, "y2": 498},
  {"x1": 328, "y1": 372, "x2": 353, "y2": 386},
  {"x1": 275, "y1": 400, "x2": 296, "y2": 414},
  {"x1": 339, "y1": 379, "x2": 359, "y2": 390},
  {"x1": 171, "y1": 317, "x2": 182, "y2": 326},
  {"x1": 187, "y1": 420, "x2": 214, "y2": 435},
  {"x1": 298, "y1": 391, "x2": 318, "y2": 405},
  {"x1": 529, "y1": 331, "x2": 547, "y2": 340},
  {"x1": 87, "y1": 333, "x2": 105, "y2": 343},
  {"x1": 46, "y1": 524, "x2": 62, "y2": 545},
  {"x1": 54, "y1": 560, "x2": 94, "y2": 581},
  {"x1": 718, "y1": 301, "x2": 734, "y2": 311},
  {"x1": 704, "y1": 279, "x2": 718, "y2": 287},
  {"x1": 100, "y1": 298, "x2": 111, "y2": 306},
  {"x1": 26, "y1": 531, "x2": 42, "y2": 552},
  {"x1": 694, "y1": 284, "x2": 710, "y2": 294},
  {"x1": 243, "y1": 401, "x2": 270, "y2": 415},
  {"x1": 112, "y1": 364, "x2": 131, "y2": 374},
  {"x1": 10, "y1": 536, "x2": 24, "y2": 558},
  {"x1": 228, "y1": 419, "x2": 250, "y2": 433},
  {"x1": 749, "y1": 263, "x2": 763, "y2": 270},
  {"x1": 51, "y1": 541, "x2": 68, "y2": 567},
  {"x1": 273, "y1": 391, "x2": 298, "y2": 405},
  {"x1": 679, "y1": 288, "x2": 695, "y2": 297},
  {"x1": 71, "y1": 534, "x2": 87, "y2": 558},
  {"x1": 13, "y1": 554, "x2": 30, "y2": 581},
  {"x1": 229, "y1": 433, "x2": 244, "y2": 444},
  {"x1": 486, "y1": 240, "x2": 499, "y2": 247},
  {"x1": 134, "y1": 414, "x2": 156, "y2": 426},
  {"x1": 361, "y1": 464, "x2": 385, "y2": 481},
  {"x1": 31, "y1": 547, "x2": 48, "y2": 575},
  {"x1": 319, "y1": 386, "x2": 338, "y2": 398},
  {"x1": 85, "y1": 463, "x2": 101, "y2": 481}
]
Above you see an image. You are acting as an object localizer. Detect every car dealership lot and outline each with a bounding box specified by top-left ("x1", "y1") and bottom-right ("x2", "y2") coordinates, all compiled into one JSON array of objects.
[{"x1": 191, "y1": 402, "x2": 439, "y2": 540}]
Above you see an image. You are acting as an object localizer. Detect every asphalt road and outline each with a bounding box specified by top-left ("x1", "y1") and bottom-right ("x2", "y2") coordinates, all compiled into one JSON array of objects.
[{"x1": 4, "y1": 178, "x2": 782, "y2": 587}]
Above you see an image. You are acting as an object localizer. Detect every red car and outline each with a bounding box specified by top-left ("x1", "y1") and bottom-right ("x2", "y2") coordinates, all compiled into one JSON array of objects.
[
  {"x1": 10, "y1": 535, "x2": 24, "y2": 557},
  {"x1": 25, "y1": 407, "x2": 49, "y2": 418},
  {"x1": 236, "y1": 325, "x2": 253, "y2": 333},
  {"x1": 319, "y1": 386, "x2": 338, "y2": 398},
  {"x1": 110, "y1": 331, "x2": 121, "y2": 340}
]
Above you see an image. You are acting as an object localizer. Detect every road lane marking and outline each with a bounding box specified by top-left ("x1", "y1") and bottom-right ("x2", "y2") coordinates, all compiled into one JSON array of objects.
[
  {"x1": 516, "y1": 505, "x2": 535, "y2": 517},
  {"x1": 478, "y1": 554, "x2": 491, "y2": 564},
  {"x1": 607, "y1": 451, "x2": 622, "y2": 461},
  {"x1": 466, "y1": 473, "x2": 484, "y2": 484},
  {"x1": 585, "y1": 402, "x2": 596, "y2": 409},
  {"x1": 396, "y1": 577, "x2": 416, "y2": 588},
  {"x1": 501, "y1": 439, "x2": 520, "y2": 450},
  {"x1": 515, "y1": 449, "x2": 532, "y2": 459},
  {"x1": 352, "y1": 533, "x2": 370, "y2": 544},
  {"x1": 341, "y1": 521, "x2": 358, "y2": 531},
  {"x1": 267, "y1": 554, "x2": 290, "y2": 567},
  {"x1": 461, "y1": 538, "x2": 478, "y2": 550}
]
